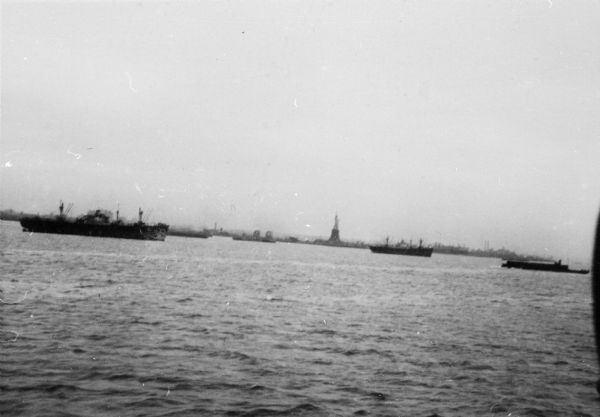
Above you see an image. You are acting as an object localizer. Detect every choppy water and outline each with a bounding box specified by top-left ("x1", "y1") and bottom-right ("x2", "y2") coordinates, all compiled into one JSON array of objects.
[{"x1": 1, "y1": 220, "x2": 598, "y2": 416}]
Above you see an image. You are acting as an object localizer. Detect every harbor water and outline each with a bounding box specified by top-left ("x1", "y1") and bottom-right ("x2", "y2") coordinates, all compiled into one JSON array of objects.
[{"x1": 1, "y1": 220, "x2": 598, "y2": 416}]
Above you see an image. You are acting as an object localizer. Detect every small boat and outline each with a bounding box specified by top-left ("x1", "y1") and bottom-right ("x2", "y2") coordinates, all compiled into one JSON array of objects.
[
  {"x1": 501, "y1": 259, "x2": 589, "y2": 274},
  {"x1": 369, "y1": 238, "x2": 433, "y2": 257}
]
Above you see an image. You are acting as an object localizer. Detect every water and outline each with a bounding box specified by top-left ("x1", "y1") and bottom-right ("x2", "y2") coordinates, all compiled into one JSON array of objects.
[{"x1": 1, "y1": 220, "x2": 598, "y2": 416}]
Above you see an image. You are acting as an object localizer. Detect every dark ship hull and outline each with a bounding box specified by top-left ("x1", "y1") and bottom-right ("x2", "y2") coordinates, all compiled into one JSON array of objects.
[
  {"x1": 501, "y1": 260, "x2": 589, "y2": 274},
  {"x1": 20, "y1": 217, "x2": 169, "y2": 241},
  {"x1": 168, "y1": 229, "x2": 211, "y2": 239},
  {"x1": 232, "y1": 235, "x2": 275, "y2": 243},
  {"x1": 369, "y1": 245, "x2": 433, "y2": 257}
]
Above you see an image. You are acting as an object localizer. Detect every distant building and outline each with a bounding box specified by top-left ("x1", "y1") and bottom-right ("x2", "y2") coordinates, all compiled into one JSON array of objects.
[{"x1": 328, "y1": 213, "x2": 340, "y2": 242}]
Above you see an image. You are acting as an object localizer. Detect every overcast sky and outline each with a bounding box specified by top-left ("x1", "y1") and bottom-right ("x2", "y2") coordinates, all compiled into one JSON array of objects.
[{"x1": 2, "y1": 0, "x2": 599, "y2": 260}]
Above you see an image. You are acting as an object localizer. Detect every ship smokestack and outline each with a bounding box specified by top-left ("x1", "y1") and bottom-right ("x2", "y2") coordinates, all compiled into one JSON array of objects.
[
  {"x1": 139, "y1": 208, "x2": 143, "y2": 223},
  {"x1": 59, "y1": 201, "x2": 64, "y2": 216}
]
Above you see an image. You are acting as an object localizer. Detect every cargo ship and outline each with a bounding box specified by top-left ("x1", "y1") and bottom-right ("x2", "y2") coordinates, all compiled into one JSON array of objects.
[
  {"x1": 19, "y1": 202, "x2": 169, "y2": 241},
  {"x1": 501, "y1": 259, "x2": 589, "y2": 274},
  {"x1": 369, "y1": 238, "x2": 433, "y2": 257}
]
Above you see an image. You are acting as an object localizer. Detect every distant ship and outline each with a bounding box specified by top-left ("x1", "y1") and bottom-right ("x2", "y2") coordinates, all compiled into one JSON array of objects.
[
  {"x1": 369, "y1": 238, "x2": 433, "y2": 257},
  {"x1": 168, "y1": 228, "x2": 212, "y2": 239},
  {"x1": 19, "y1": 202, "x2": 169, "y2": 241},
  {"x1": 232, "y1": 230, "x2": 275, "y2": 243},
  {"x1": 501, "y1": 259, "x2": 589, "y2": 274}
]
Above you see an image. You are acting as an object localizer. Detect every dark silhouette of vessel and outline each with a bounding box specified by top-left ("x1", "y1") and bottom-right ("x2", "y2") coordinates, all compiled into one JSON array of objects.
[
  {"x1": 232, "y1": 230, "x2": 275, "y2": 243},
  {"x1": 501, "y1": 259, "x2": 589, "y2": 274},
  {"x1": 19, "y1": 202, "x2": 169, "y2": 241},
  {"x1": 168, "y1": 228, "x2": 212, "y2": 239},
  {"x1": 369, "y1": 238, "x2": 433, "y2": 257}
]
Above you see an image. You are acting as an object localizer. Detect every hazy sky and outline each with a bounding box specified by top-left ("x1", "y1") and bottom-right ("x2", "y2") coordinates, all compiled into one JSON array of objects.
[{"x1": 2, "y1": 1, "x2": 599, "y2": 260}]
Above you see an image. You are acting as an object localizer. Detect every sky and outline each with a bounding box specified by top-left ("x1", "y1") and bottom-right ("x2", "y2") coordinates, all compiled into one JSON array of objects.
[{"x1": 1, "y1": 0, "x2": 599, "y2": 261}]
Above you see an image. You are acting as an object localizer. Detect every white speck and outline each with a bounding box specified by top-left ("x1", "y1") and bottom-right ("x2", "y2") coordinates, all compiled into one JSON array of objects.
[
  {"x1": 293, "y1": 98, "x2": 298, "y2": 108},
  {"x1": 7, "y1": 330, "x2": 19, "y2": 342},
  {"x1": 4, "y1": 161, "x2": 12, "y2": 167},
  {"x1": 158, "y1": 194, "x2": 166, "y2": 199},
  {"x1": 293, "y1": 192, "x2": 298, "y2": 197},
  {"x1": 125, "y1": 72, "x2": 138, "y2": 93},
  {"x1": 67, "y1": 149, "x2": 81, "y2": 160},
  {"x1": 134, "y1": 183, "x2": 143, "y2": 194},
  {"x1": 305, "y1": 224, "x2": 311, "y2": 228},
  {"x1": 547, "y1": 0, "x2": 552, "y2": 8}
]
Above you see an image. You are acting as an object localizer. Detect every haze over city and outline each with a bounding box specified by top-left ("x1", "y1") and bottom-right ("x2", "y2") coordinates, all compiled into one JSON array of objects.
[{"x1": 2, "y1": 1, "x2": 599, "y2": 261}]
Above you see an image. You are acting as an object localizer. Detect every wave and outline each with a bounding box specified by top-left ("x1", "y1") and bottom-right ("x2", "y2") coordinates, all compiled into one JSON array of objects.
[
  {"x1": 208, "y1": 350, "x2": 259, "y2": 365},
  {"x1": 3, "y1": 382, "x2": 82, "y2": 394},
  {"x1": 224, "y1": 403, "x2": 323, "y2": 417},
  {"x1": 105, "y1": 373, "x2": 137, "y2": 381},
  {"x1": 307, "y1": 328, "x2": 336, "y2": 336}
]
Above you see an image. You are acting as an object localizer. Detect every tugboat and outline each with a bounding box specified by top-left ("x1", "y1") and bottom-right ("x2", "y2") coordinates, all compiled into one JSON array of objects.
[
  {"x1": 501, "y1": 259, "x2": 589, "y2": 274},
  {"x1": 369, "y1": 238, "x2": 433, "y2": 257},
  {"x1": 19, "y1": 201, "x2": 169, "y2": 241}
]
